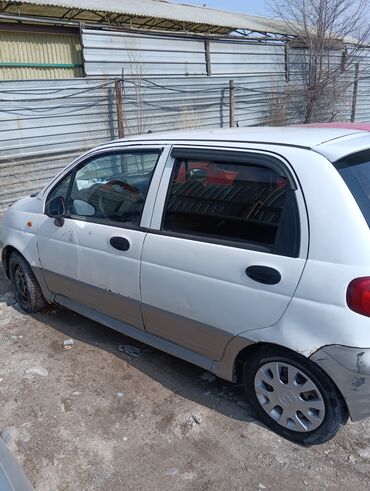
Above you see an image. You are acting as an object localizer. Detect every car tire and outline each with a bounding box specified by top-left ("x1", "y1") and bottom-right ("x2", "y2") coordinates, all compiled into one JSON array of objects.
[
  {"x1": 9, "y1": 252, "x2": 47, "y2": 313},
  {"x1": 243, "y1": 345, "x2": 348, "y2": 445}
]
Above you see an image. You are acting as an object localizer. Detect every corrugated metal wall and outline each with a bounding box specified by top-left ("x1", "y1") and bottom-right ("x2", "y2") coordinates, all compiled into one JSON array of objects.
[
  {"x1": 0, "y1": 30, "x2": 83, "y2": 79},
  {"x1": 1, "y1": 28, "x2": 370, "y2": 211},
  {"x1": 83, "y1": 29, "x2": 208, "y2": 77},
  {"x1": 357, "y1": 75, "x2": 370, "y2": 122}
]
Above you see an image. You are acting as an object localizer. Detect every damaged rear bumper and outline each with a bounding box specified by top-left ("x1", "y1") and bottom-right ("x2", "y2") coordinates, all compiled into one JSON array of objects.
[{"x1": 310, "y1": 345, "x2": 370, "y2": 422}]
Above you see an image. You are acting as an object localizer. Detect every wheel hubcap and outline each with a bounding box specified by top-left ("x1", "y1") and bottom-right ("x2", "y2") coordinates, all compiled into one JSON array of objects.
[
  {"x1": 254, "y1": 361, "x2": 325, "y2": 432},
  {"x1": 14, "y1": 265, "x2": 30, "y2": 307}
]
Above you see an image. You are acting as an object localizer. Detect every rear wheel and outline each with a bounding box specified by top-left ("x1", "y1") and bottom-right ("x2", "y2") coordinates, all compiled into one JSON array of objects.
[
  {"x1": 9, "y1": 252, "x2": 47, "y2": 313},
  {"x1": 243, "y1": 346, "x2": 348, "y2": 445}
]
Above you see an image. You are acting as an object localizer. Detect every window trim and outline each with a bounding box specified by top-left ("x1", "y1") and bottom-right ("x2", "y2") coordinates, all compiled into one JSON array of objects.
[
  {"x1": 147, "y1": 228, "x2": 273, "y2": 254},
  {"x1": 170, "y1": 147, "x2": 297, "y2": 190},
  {"x1": 41, "y1": 143, "x2": 166, "y2": 199},
  {"x1": 44, "y1": 147, "x2": 163, "y2": 230},
  {"x1": 159, "y1": 149, "x2": 301, "y2": 258}
]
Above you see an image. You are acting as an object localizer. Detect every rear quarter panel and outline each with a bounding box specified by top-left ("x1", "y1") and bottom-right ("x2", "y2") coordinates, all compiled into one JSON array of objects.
[{"x1": 235, "y1": 146, "x2": 370, "y2": 355}]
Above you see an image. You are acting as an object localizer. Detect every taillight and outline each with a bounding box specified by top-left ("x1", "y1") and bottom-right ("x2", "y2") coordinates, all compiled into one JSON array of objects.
[{"x1": 347, "y1": 277, "x2": 370, "y2": 317}]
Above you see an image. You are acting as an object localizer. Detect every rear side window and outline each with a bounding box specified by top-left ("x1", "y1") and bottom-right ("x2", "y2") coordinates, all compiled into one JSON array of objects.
[
  {"x1": 162, "y1": 155, "x2": 300, "y2": 257},
  {"x1": 335, "y1": 150, "x2": 370, "y2": 227}
]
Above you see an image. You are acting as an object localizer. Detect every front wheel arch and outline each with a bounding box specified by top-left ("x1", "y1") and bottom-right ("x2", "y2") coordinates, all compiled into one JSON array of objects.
[
  {"x1": 8, "y1": 250, "x2": 47, "y2": 313},
  {"x1": 2, "y1": 245, "x2": 19, "y2": 278}
]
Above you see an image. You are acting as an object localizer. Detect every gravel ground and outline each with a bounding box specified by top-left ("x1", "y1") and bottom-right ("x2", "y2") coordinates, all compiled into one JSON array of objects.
[{"x1": 1, "y1": 264, "x2": 370, "y2": 490}]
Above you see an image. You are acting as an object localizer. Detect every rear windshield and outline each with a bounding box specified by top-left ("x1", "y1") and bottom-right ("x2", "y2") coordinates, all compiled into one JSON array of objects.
[{"x1": 334, "y1": 149, "x2": 370, "y2": 227}]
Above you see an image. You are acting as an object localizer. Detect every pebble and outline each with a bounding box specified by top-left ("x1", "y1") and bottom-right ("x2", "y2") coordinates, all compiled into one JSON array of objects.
[
  {"x1": 358, "y1": 447, "x2": 370, "y2": 459},
  {"x1": 182, "y1": 472, "x2": 196, "y2": 481},
  {"x1": 188, "y1": 412, "x2": 202, "y2": 425},
  {"x1": 25, "y1": 366, "x2": 49, "y2": 377},
  {"x1": 116, "y1": 392, "x2": 125, "y2": 398},
  {"x1": 258, "y1": 484, "x2": 266, "y2": 490},
  {"x1": 63, "y1": 338, "x2": 74, "y2": 350},
  {"x1": 165, "y1": 468, "x2": 178, "y2": 476}
]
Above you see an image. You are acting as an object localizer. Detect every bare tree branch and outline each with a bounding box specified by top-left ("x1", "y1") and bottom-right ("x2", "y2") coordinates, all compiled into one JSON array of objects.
[{"x1": 269, "y1": 0, "x2": 370, "y2": 122}]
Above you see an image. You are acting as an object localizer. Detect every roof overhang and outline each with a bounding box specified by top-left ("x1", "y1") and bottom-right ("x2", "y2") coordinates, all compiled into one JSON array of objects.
[{"x1": 0, "y1": 0, "x2": 297, "y2": 36}]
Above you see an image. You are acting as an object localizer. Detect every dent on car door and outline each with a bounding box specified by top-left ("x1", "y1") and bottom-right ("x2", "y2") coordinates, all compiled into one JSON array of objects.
[
  {"x1": 38, "y1": 147, "x2": 166, "y2": 328},
  {"x1": 141, "y1": 147, "x2": 308, "y2": 360}
]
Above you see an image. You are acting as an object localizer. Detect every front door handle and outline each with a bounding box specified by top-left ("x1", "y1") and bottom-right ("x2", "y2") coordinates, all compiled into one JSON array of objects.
[
  {"x1": 245, "y1": 265, "x2": 281, "y2": 285},
  {"x1": 110, "y1": 236, "x2": 130, "y2": 252}
]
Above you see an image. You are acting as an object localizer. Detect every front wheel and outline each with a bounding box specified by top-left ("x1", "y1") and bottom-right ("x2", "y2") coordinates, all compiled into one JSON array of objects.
[
  {"x1": 243, "y1": 346, "x2": 348, "y2": 445},
  {"x1": 9, "y1": 252, "x2": 47, "y2": 313}
]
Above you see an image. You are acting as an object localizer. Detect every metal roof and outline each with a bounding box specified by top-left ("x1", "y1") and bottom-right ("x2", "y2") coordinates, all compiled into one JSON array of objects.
[{"x1": 8, "y1": 0, "x2": 295, "y2": 35}]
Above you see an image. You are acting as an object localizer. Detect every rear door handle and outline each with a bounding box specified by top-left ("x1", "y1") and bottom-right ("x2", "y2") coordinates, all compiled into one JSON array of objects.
[
  {"x1": 110, "y1": 236, "x2": 130, "y2": 252},
  {"x1": 245, "y1": 265, "x2": 281, "y2": 285}
]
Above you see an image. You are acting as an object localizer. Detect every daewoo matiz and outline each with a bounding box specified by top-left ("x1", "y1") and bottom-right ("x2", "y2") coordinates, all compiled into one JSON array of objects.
[{"x1": 2, "y1": 127, "x2": 370, "y2": 445}]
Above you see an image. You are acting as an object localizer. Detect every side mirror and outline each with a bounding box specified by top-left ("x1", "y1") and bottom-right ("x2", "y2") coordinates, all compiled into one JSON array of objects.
[
  {"x1": 46, "y1": 196, "x2": 65, "y2": 217},
  {"x1": 46, "y1": 196, "x2": 65, "y2": 227}
]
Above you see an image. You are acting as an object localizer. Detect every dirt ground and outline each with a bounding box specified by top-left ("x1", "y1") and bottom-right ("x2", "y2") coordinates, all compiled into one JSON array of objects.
[{"x1": 1, "y1": 264, "x2": 370, "y2": 490}]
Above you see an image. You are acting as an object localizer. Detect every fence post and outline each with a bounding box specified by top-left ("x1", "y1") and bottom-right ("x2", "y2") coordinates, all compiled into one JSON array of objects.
[
  {"x1": 115, "y1": 78, "x2": 125, "y2": 138},
  {"x1": 284, "y1": 42, "x2": 290, "y2": 83},
  {"x1": 229, "y1": 79, "x2": 235, "y2": 128},
  {"x1": 204, "y1": 38, "x2": 212, "y2": 76},
  {"x1": 351, "y1": 62, "x2": 360, "y2": 123}
]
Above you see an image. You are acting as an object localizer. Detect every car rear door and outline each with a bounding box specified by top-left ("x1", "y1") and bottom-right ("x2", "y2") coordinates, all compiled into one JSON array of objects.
[
  {"x1": 38, "y1": 145, "x2": 168, "y2": 329},
  {"x1": 140, "y1": 146, "x2": 308, "y2": 360}
]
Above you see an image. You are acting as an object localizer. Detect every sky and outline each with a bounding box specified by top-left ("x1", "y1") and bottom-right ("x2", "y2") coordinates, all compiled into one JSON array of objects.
[{"x1": 171, "y1": 0, "x2": 272, "y2": 17}]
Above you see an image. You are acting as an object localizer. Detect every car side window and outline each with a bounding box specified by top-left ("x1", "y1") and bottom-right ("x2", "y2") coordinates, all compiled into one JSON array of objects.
[
  {"x1": 46, "y1": 150, "x2": 161, "y2": 227},
  {"x1": 47, "y1": 173, "x2": 72, "y2": 203},
  {"x1": 162, "y1": 156, "x2": 300, "y2": 256}
]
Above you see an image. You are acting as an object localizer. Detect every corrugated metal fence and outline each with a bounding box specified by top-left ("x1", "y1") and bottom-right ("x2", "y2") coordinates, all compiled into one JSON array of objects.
[
  {"x1": 1, "y1": 28, "x2": 370, "y2": 211},
  {"x1": 0, "y1": 79, "x2": 117, "y2": 209}
]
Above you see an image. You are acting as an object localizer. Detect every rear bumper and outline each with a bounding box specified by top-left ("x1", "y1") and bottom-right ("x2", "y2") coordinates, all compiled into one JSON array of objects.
[{"x1": 310, "y1": 345, "x2": 370, "y2": 421}]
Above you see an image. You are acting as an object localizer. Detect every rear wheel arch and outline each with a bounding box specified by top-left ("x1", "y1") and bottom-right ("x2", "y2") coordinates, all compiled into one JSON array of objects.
[
  {"x1": 234, "y1": 341, "x2": 349, "y2": 404},
  {"x1": 241, "y1": 344, "x2": 349, "y2": 444},
  {"x1": 234, "y1": 342, "x2": 275, "y2": 382}
]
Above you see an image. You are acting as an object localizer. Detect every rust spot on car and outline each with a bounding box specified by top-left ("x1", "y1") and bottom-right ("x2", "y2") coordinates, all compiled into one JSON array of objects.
[{"x1": 26, "y1": 221, "x2": 32, "y2": 228}]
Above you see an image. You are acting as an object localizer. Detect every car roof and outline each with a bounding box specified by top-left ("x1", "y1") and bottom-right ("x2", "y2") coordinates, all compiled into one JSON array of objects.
[{"x1": 107, "y1": 127, "x2": 370, "y2": 162}]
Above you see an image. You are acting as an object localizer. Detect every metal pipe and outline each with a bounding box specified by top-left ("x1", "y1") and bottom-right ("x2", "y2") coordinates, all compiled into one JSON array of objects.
[{"x1": 0, "y1": 62, "x2": 83, "y2": 68}]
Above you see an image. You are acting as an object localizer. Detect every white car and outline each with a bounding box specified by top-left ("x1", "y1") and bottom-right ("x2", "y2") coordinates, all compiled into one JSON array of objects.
[{"x1": 2, "y1": 127, "x2": 370, "y2": 445}]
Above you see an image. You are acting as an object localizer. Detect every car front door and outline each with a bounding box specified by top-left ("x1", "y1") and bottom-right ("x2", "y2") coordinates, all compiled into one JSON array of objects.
[
  {"x1": 38, "y1": 146, "x2": 167, "y2": 329},
  {"x1": 140, "y1": 146, "x2": 308, "y2": 359}
]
